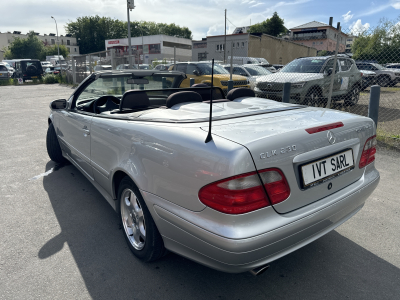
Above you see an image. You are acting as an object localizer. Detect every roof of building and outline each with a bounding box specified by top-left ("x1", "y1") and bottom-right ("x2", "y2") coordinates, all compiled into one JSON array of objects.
[{"x1": 290, "y1": 21, "x2": 330, "y2": 30}]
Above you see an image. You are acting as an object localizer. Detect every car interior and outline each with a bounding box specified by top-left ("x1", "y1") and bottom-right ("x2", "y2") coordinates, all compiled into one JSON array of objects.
[{"x1": 76, "y1": 87, "x2": 255, "y2": 116}]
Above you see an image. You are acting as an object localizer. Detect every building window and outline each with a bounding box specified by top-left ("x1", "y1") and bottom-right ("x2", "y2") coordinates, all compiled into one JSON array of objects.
[
  {"x1": 67, "y1": 40, "x2": 70, "y2": 45},
  {"x1": 198, "y1": 52, "x2": 207, "y2": 61},
  {"x1": 217, "y1": 45, "x2": 219, "y2": 51},
  {"x1": 74, "y1": 48, "x2": 77, "y2": 52},
  {"x1": 321, "y1": 42, "x2": 323, "y2": 44},
  {"x1": 237, "y1": 42, "x2": 239, "y2": 48},
  {"x1": 67, "y1": 47, "x2": 70, "y2": 53},
  {"x1": 233, "y1": 43, "x2": 235, "y2": 48},
  {"x1": 51, "y1": 39, "x2": 55, "y2": 45},
  {"x1": 242, "y1": 42, "x2": 245, "y2": 47},
  {"x1": 61, "y1": 40, "x2": 64, "y2": 45}
]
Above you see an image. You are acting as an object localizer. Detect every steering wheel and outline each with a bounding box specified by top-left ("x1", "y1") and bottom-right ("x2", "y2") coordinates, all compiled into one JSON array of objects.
[{"x1": 93, "y1": 96, "x2": 120, "y2": 114}]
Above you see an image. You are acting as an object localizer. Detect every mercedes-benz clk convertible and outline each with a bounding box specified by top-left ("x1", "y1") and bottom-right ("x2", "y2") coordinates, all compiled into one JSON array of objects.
[{"x1": 46, "y1": 70, "x2": 380, "y2": 275}]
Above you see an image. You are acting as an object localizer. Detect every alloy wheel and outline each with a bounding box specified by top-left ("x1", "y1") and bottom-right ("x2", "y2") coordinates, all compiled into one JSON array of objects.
[{"x1": 120, "y1": 188, "x2": 146, "y2": 250}]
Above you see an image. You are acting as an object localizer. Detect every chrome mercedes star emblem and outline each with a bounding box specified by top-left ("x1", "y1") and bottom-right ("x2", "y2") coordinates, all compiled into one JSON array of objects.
[
  {"x1": 327, "y1": 130, "x2": 336, "y2": 144},
  {"x1": 267, "y1": 84, "x2": 273, "y2": 88}
]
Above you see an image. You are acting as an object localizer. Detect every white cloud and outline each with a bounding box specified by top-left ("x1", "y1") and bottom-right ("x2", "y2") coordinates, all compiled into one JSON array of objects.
[
  {"x1": 350, "y1": 19, "x2": 371, "y2": 35},
  {"x1": 392, "y1": 1, "x2": 400, "y2": 9},
  {"x1": 342, "y1": 11, "x2": 354, "y2": 23}
]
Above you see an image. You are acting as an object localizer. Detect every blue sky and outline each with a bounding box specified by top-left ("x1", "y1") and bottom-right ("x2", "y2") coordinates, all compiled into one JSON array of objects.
[{"x1": 1, "y1": 0, "x2": 400, "y2": 40}]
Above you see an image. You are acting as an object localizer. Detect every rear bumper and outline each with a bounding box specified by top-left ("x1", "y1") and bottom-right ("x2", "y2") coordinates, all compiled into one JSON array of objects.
[{"x1": 143, "y1": 168, "x2": 379, "y2": 273}]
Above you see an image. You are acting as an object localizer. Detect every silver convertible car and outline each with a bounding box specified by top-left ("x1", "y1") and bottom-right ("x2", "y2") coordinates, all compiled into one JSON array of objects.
[{"x1": 46, "y1": 70, "x2": 380, "y2": 275}]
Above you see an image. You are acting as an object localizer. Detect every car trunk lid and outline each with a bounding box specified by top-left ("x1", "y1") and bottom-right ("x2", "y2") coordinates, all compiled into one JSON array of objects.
[{"x1": 203, "y1": 105, "x2": 375, "y2": 213}]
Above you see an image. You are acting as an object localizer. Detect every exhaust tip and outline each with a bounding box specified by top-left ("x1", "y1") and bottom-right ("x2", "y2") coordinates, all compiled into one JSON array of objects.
[{"x1": 249, "y1": 264, "x2": 270, "y2": 276}]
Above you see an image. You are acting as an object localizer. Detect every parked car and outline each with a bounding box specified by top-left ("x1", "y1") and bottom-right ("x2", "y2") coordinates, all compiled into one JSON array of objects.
[
  {"x1": 154, "y1": 64, "x2": 172, "y2": 71},
  {"x1": 355, "y1": 62, "x2": 400, "y2": 87},
  {"x1": 2, "y1": 61, "x2": 15, "y2": 74},
  {"x1": 255, "y1": 56, "x2": 362, "y2": 106},
  {"x1": 41, "y1": 61, "x2": 52, "y2": 69},
  {"x1": 222, "y1": 64, "x2": 272, "y2": 89},
  {"x1": 169, "y1": 62, "x2": 249, "y2": 94},
  {"x1": 44, "y1": 66, "x2": 57, "y2": 75},
  {"x1": 46, "y1": 69, "x2": 380, "y2": 274},
  {"x1": 0, "y1": 63, "x2": 13, "y2": 80},
  {"x1": 272, "y1": 64, "x2": 284, "y2": 71},
  {"x1": 13, "y1": 59, "x2": 43, "y2": 81},
  {"x1": 138, "y1": 64, "x2": 151, "y2": 70},
  {"x1": 116, "y1": 64, "x2": 138, "y2": 70},
  {"x1": 384, "y1": 63, "x2": 400, "y2": 69},
  {"x1": 254, "y1": 58, "x2": 277, "y2": 73},
  {"x1": 359, "y1": 70, "x2": 377, "y2": 91},
  {"x1": 94, "y1": 65, "x2": 113, "y2": 71}
]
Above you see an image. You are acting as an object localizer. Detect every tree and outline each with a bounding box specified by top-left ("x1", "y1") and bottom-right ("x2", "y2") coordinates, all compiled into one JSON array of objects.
[
  {"x1": 41, "y1": 45, "x2": 69, "y2": 61},
  {"x1": 352, "y1": 18, "x2": 400, "y2": 64},
  {"x1": 66, "y1": 16, "x2": 193, "y2": 54},
  {"x1": 65, "y1": 16, "x2": 127, "y2": 54},
  {"x1": 248, "y1": 12, "x2": 287, "y2": 37},
  {"x1": 5, "y1": 31, "x2": 45, "y2": 59}
]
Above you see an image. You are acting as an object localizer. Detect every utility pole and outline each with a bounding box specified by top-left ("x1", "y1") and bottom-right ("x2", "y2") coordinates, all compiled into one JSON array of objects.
[
  {"x1": 51, "y1": 16, "x2": 60, "y2": 70},
  {"x1": 127, "y1": 0, "x2": 135, "y2": 68},
  {"x1": 224, "y1": 9, "x2": 227, "y2": 64}
]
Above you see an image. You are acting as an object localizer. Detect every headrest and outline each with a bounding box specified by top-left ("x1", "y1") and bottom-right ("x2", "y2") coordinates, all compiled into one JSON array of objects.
[
  {"x1": 120, "y1": 90, "x2": 150, "y2": 110},
  {"x1": 166, "y1": 91, "x2": 203, "y2": 108},
  {"x1": 226, "y1": 88, "x2": 255, "y2": 100}
]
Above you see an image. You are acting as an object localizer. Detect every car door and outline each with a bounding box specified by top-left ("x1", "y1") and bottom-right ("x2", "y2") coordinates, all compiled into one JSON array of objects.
[
  {"x1": 57, "y1": 81, "x2": 95, "y2": 179},
  {"x1": 337, "y1": 58, "x2": 351, "y2": 94},
  {"x1": 0, "y1": 65, "x2": 8, "y2": 80},
  {"x1": 323, "y1": 59, "x2": 341, "y2": 96}
]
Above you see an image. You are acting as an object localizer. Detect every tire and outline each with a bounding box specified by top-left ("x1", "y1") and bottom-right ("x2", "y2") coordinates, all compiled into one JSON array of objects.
[
  {"x1": 377, "y1": 75, "x2": 391, "y2": 87},
  {"x1": 118, "y1": 176, "x2": 166, "y2": 262},
  {"x1": 344, "y1": 85, "x2": 360, "y2": 106},
  {"x1": 304, "y1": 87, "x2": 326, "y2": 107},
  {"x1": 46, "y1": 123, "x2": 65, "y2": 163}
]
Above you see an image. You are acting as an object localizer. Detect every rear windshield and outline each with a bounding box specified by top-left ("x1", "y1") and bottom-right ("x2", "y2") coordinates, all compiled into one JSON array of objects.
[{"x1": 280, "y1": 59, "x2": 326, "y2": 73}]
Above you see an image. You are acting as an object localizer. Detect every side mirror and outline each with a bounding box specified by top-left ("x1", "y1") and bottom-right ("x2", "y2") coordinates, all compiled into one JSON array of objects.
[
  {"x1": 193, "y1": 70, "x2": 200, "y2": 76},
  {"x1": 50, "y1": 99, "x2": 67, "y2": 110}
]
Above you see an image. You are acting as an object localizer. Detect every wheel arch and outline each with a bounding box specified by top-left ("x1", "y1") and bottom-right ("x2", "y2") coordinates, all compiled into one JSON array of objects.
[
  {"x1": 306, "y1": 85, "x2": 323, "y2": 96},
  {"x1": 112, "y1": 169, "x2": 140, "y2": 201}
]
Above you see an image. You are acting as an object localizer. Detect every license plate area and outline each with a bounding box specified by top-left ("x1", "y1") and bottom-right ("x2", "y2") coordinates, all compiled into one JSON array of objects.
[
  {"x1": 31, "y1": 76, "x2": 37, "y2": 78},
  {"x1": 300, "y1": 149, "x2": 355, "y2": 189}
]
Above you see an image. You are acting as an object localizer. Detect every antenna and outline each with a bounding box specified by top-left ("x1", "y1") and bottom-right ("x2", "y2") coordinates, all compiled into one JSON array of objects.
[{"x1": 205, "y1": 59, "x2": 214, "y2": 143}]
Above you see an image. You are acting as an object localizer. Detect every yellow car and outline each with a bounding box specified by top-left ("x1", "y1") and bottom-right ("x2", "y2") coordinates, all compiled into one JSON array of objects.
[{"x1": 169, "y1": 62, "x2": 249, "y2": 93}]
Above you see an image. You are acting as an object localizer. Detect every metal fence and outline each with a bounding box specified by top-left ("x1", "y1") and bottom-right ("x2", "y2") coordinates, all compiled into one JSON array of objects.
[{"x1": 64, "y1": 23, "x2": 399, "y2": 144}]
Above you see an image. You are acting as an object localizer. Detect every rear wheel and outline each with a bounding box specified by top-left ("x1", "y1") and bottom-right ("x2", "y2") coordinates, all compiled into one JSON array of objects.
[
  {"x1": 46, "y1": 123, "x2": 65, "y2": 163},
  {"x1": 344, "y1": 85, "x2": 360, "y2": 106},
  {"x1": 118, "y1": 177, "x2": 166, "y2": 262}
]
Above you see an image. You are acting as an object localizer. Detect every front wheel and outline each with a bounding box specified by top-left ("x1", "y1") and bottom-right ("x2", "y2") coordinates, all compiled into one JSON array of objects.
[
  {"x1": 344, "y1": 85, "x2": 360, "y2": 106},
  {"x1": 118, "y1": 177, "x2": 166, "y2": 262},
  {"x1": 46, "y1": 123, "x2": 65, "y2": 163}
]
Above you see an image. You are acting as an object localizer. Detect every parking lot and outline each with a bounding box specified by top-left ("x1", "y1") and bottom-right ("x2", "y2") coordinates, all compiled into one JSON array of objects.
[{"x1": 0, "y1": 84, "x2": 399, "y2": 300}]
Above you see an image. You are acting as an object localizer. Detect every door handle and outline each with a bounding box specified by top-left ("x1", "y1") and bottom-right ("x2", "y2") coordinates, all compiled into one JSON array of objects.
[{"x1": 82, "y1": 128, "x2": 90, "y2": 136}]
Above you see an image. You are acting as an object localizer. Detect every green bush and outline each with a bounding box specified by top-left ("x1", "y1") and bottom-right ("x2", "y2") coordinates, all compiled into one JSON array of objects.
[
  {"x1": 43, "y1": 74, "x2": 59, "y2": 84},
  {"x1": 0, "y1": 79, "x2": 14, "y2": 86}
]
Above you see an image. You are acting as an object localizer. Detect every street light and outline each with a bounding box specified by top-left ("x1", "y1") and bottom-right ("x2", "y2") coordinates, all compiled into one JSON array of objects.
[{"x1": 51, "y1": 16, "x2": 60, "y2": 68}]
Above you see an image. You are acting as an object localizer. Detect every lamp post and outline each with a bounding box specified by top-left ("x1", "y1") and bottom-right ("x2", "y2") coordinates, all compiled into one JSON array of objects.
[{"x1": 51, "y1": 16, "x2": 60, "y2": 68}]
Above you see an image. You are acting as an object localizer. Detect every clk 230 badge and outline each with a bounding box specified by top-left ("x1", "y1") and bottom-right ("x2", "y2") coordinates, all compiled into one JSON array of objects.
[{"x1": 260, "y1": 145, "x2": 296, "y2": 159}]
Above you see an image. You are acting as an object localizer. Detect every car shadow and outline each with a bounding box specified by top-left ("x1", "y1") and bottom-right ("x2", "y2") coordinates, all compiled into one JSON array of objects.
[{"x1": 41, "y1": 160, "x2": 400, "y2": 300}]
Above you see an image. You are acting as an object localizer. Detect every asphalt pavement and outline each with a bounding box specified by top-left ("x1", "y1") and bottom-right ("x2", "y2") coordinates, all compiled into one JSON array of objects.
[{"x1": 0, "y1": 84, "x2": 399, "y2": 300}]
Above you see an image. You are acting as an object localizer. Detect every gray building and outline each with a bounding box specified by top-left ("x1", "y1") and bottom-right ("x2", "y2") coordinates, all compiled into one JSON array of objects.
[
  {"x1": 0, "y1": 31, "x2": 80, "y2": 56},
  {"x1": 192, "y1": 33, "x2": 317, "y2": 64}
]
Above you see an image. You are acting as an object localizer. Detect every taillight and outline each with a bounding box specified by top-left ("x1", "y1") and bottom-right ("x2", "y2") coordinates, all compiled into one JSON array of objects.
[
  {"x1": 198, "y1": 168, "x2": 290, "y2": 214},
  {"x1": 259, "y1": 168, "x2": 291, "y2": 205},
  {"x1": 359, "y1": 135, "x2": 377, "y2": 168},
  {"x1": 305, "y1": 122, "x2": 344, "y2": 134}
]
